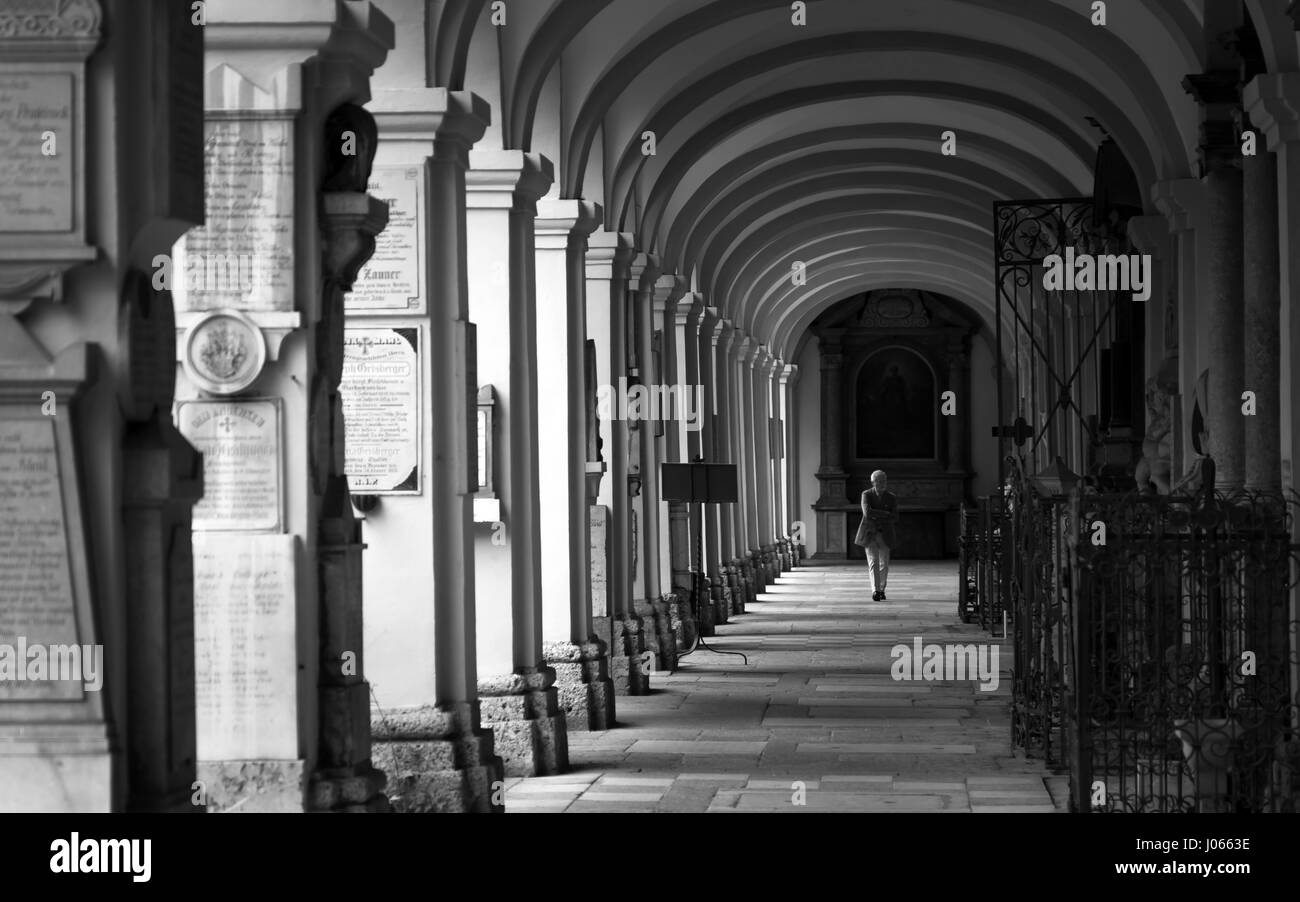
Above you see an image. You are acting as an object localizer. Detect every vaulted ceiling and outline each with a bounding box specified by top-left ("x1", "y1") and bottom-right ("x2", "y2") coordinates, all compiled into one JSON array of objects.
[{"x1": 421, "y1": 0, "x2": 1299, "y2": 361}]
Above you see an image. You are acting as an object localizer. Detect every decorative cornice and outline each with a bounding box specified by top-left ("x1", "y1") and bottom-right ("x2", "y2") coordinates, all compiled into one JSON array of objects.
[
  {"x1": 585, "y1": 230, "x2": 635, "y2": 279},
  {"x1": 466, "y1": 150, "x2": 554, "y2": 209},
  {"x1": 0, "y1": 0, "x2": 100, "y2": 57},
  {"x1": 535, "y1": 198, "x2": 602, "y2": 241},
  {"x1": 1243, "y1": 73, "x2": 1300, "y2": 151}
]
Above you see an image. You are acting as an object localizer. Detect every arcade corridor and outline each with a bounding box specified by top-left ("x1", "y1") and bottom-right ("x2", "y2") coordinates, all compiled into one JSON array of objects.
[
  {"x1": 4, "y1": 0, "x2": 1300, "y2": 823},
  {"x1": 502, "y1": 562, "x2": 1064, "y2": 813}
]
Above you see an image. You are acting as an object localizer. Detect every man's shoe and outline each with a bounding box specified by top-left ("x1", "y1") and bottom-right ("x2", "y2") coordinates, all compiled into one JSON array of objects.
[
  {"x1": 871, "y1": 591, "x2": 882, "y2": 601},
  {"x1": 880, "y1": 592, "x2": 887, "y2": 601}
]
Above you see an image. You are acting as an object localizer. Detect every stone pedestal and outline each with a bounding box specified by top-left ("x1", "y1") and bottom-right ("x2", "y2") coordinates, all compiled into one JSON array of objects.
[
  {"x1": 543, "y1": 639, "x2": 615, "y2": 731},
  {"x1": 477, "y1": 668, "x2": 568, "y2": 777},
  {"x1": 370, "y1": 704, "x2": 503, "y2": 813},
  {"x1": 596, "y1": 614, "x2": 652, "y2": 695}
]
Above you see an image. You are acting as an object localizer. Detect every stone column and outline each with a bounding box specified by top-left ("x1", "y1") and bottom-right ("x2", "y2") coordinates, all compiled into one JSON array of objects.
[
  {"x1": 315, "y1": 131, "x2": 393, "y2": 813},
  {"x1": 711, "y1": 316, "x2": 737, "y2": 623},
  {"x1": 587, "y1": 232, "x2": 650, "y2": 695},
  {"x1": 1153, "y1": 178, "x2": 1202, "y2": 478},
  {"x1": 167, "y1": 4, "x2": 394, "y2": 813},
  {"x1": 779, "y1": 364, "x2": 803, "y2": 565},
  {"x1": 754, "y1": 348, "x2": 777, "y2": 583},
  {"x1": 627, "y1": 253, "x2": 670, "y2": 673},
  {"x1": 730, "y1": 333, "x2": 755, "y2": 608},
  {"x1": 646, "y1": 272, "x2": 685, "y2": 670},
  {"x1": 813, "y1": 337, "x2": 849, "y2": 557},
  {"x1": 536, "y1": 199, "x2": 614, "y2": 731},
  {"x1": 1184, "y1": 70, "x2": 1246, "y2": 490},
  {"x1": 1240, "y1": 120, "x2": 1282, "y2": 492},
  {"x1": 0, "y1": 0, "x2": 210, "y2": 813},
  {"x1": 361, "y1": 89, "x2": 502, "y2": 813},
  {"x1": 465, "y1": 151, "x2": 568, "y2": 776},
  {"x1": 1244, "y1": 71, "x2": 1300, "y2": 712},
  {"x1": 664, "y1": 287, "x2": 700, "y2": 648}
]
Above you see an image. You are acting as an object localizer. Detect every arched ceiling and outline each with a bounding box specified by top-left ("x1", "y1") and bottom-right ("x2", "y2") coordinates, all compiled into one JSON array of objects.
[{"x1": 434, "y1": 0, "x2": 1298, "y2": 362}]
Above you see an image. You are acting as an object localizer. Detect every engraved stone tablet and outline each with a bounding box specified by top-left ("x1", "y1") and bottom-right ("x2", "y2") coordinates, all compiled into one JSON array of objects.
[
  {"x1": 590, "y1": 504, "x2": 608, "y2": 617},
  {"x1": 192, "y1": 532, "x2": 298, "y2": 760},
  {"x1": 344, "y1": 165, "x2": 425, "y2": 313},
  {"x1": 0, "y1": 418, "x2": 81, "y2": 700},
  {"x1": 340, "y1": 328, "x2": 420, "y2": 493},
  {"x1": 171, "y1": 118, "x2": 294, "y2": 312},
  {"x1": 0, "y1": 73, "x2": 74, "y2": 232},
  {"x1": 176, "y1": 398, "x2": 283, "y2": 531}
]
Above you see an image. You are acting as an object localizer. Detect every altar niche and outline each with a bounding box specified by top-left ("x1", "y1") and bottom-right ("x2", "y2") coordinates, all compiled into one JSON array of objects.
[{"x1": 811, "y1": 290, "x2": 976, "y2": 560}]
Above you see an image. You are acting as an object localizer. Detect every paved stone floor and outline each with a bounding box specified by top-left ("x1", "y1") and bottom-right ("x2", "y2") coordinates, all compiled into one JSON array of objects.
[{"x1": 504, "y1": 560, "x2": 1069, "y2": 812}]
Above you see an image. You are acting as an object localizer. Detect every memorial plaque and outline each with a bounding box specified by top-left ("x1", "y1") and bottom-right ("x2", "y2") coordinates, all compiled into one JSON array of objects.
[
  {"x1": 0, "y1": 73, "x2": 75, "y2": 232},
  {"x1": 0, "y1": 418, "x2": 82, "y2": 701},
  {"x1": 176, "y1": 399, "x2": 283, "y2": 531},
  {"x1": 344, "y1": 166, "x2": 425, "y2": 313},
  {"x1": 192, "y1": 532, "x2": 298, "y2": 760},
  {"x1": 590, "y1": 505, "x2": 608, "y2": 617},
  {"x1": 172, "y1": 119, "x2": 294, "y2": 312},
  {"x1": 340, "y1": 328, "x2": 421, "y2": 494}
]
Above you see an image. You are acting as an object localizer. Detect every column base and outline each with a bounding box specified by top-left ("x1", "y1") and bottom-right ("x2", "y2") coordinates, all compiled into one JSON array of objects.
[
  {"x1": 594, "y1": 613, "x2": 653, "y2": 695},
  {"x1": 197, "y1": 759, "x2": 307, "y2": 813},
  {"x1": 543, "y1": 639, "x2": 616, "y2": 730},
  {"x1": 370, "y1": 702, "x2": 505, "y2": 812},
  {"x1": 666, "y1": 584, "x2": 698, "y2": 649},
  {"x1": 307, "y1": 763, "x2": 391, "y2": 812},
  {"x1": 478, "y1": 667, "x2": 569, "y2": 777},
  {"x1": 696, "y1": 579, "x2": 717, "y2": 637},
  {"x1": 633, "y1": 595, "x2": 677, "y2": 672}
]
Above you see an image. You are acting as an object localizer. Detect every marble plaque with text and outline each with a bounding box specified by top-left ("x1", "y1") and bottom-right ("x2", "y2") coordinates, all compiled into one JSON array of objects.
[
  {"x1": 340, "y1": 328, "x2": 421, "y2": 494},
  {"x1": 176, "y1": 398, "x2": 283, "y2": 531},
  {"x1": 0, "y1": 418, "x2": 81, "y2": 701},
  {"x1": 192, "y1": 532, "x2": 298, "y2": 760},
  {"x1": 172, "y1": 119, "x2": 294, "y2": 311},
  {"x1": 0, "y1": 73, "x2": 75, "y2": 232},
  {"x1": 344, "y1": 166, "x2": 425, "y2": 313}
]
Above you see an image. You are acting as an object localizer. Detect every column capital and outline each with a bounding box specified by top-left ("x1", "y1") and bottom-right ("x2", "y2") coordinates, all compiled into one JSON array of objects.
[
  {"x1": 205, "y1": 0, "x2": 394, "y2": 113},
  {"x1": 711, "y1": 315, "x2": 730, "y2": 349},
  {"x1": 585, "y1": 230, "x2": 635, "y2": 280},
  {"x1": 673, "y1": 290, "x2": 704, "y2": 326},
  {"x1": 778, "y1": 363, "x2": 799, "y2": 386},
  {"x1": 1244, "y1": 72, "x2": 1300, "y2": 151},
  {"x1": 535, "y1": 198, "x2": 602, "y2": 249},
  {"x1": 652, "y1": 273, "x2": 688, "y2": 316},
  {"x1": 629, "y1": 253, "x2": 662, "y2": 295},
  {"x1": 1182, "y1": 69, "x2": 1243, "y2": 174},
  {"x1": 1151, "y1": 178, "x2": 1203, "y2": 233},
  {"x1": 1126, "y1": 213, "x2": 1170, "y2": 255},
  {"x1": 370, "y1": 89, "x2": 489, "y2": 162},
  {"x1": 466, "y1": 151, "x2": 553, "y2": 212}
]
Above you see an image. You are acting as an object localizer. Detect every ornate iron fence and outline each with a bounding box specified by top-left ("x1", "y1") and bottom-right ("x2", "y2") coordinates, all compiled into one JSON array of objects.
[{"x1": 1068, "y1": 487, "x2": 1300, "y2": 813}]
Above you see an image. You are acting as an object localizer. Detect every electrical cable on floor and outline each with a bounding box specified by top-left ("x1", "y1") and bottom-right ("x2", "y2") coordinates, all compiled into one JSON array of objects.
[{"x1": 677, "y1": 499, "x2": 748, "y2": 666}]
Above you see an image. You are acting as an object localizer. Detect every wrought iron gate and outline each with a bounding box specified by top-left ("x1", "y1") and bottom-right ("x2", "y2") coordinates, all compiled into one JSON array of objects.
[{"x1": 993, "y1": 199, "x2": 1104, "y2": 486}]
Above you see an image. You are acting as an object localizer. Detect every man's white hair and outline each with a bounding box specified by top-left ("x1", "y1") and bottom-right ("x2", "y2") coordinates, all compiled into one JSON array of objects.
[{"x1": 870, "y1": 470, "x2": 886, "y2": 481}]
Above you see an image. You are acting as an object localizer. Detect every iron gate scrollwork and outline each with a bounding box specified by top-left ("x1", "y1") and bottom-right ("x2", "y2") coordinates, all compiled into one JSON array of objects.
[
  {"x1": 993, "y1": 199, "x2": 1101, "y2": 487},
  {"x1": 1069, "y1": 487, "x2": 1300, "y2": 813}
]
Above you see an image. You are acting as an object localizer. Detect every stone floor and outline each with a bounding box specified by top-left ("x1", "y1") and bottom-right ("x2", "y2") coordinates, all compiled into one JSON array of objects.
[{"x1": 504, "y1": 560, "x2": 1070, "y2": 812}]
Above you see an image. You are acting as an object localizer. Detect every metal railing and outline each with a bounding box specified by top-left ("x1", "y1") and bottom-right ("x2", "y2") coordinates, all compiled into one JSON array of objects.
[{"x1": 969, "y1": 472, "x2": 1300, "y2": 812}]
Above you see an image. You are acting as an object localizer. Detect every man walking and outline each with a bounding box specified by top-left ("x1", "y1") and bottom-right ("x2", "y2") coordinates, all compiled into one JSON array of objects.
[{"x1": 853, "y1": 470, "x2": 898, "y2": 601}]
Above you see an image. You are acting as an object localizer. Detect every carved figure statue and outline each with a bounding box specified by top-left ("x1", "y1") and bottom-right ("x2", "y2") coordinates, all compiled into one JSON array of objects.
[{"x1": 1134, "y1": 377, "x2": 1173, "y2": 494}]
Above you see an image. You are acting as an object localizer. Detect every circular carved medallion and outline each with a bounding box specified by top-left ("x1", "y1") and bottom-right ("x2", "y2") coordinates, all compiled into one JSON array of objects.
[{"x1": 181, "y1": 309, "x2": 266, "y2": 396}]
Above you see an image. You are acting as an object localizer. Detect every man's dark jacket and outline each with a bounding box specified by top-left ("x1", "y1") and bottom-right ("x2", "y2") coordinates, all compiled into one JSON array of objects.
[{"x1": 853, "y1": 488, "x2": 898, "y2": 548}]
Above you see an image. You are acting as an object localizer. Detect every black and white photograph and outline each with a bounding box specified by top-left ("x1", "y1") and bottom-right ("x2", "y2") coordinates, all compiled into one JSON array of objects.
[{"x1": 1, "y1": 0, "x2": 1299, "y2": 884}]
